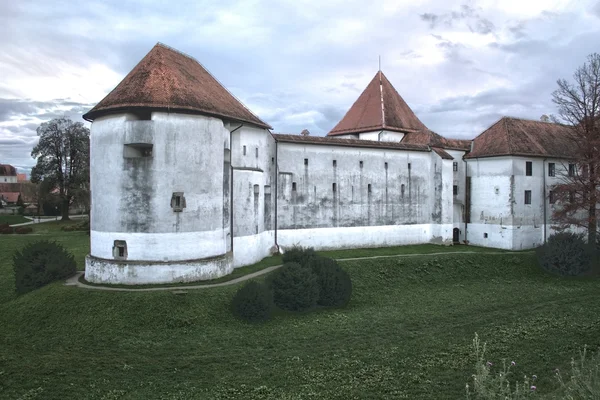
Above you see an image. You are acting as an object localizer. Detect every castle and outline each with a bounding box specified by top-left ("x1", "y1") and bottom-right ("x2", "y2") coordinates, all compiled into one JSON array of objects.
[{"x1": 83, "y1": 43, "x2": 577, "y2": 284}]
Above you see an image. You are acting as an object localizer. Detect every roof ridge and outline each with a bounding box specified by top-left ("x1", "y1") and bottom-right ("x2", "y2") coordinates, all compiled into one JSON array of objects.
[
  {"x1": 379, "y1": 70, "x2": 385, "y2": 128},
  {"x1": 503, "y1": 117, "x2": 514, "y2": 154}
]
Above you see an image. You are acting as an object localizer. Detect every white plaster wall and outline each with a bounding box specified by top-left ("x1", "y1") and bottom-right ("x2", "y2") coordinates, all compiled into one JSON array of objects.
[
  {"x1": 358, "y1": 130, "x2": 405, "y2": 142},
  {"x1": 233, "y1": 230, "x2": 275, "y2": 267},
  {"x1": 0, "y1": 176, "x2": 17, "y2": 183},
  {"x1": 89, "y1": 112, "x2": 230, "y2": 262},
  {"x1": 91, "y1": 229, "x2": 226, "y2": 261},
  {"x1": 277, "y1": 224, "x2": 438, "y2": 251},
  {"x1": 85, "y1": 254, "x2": 232, "y2": 285}
]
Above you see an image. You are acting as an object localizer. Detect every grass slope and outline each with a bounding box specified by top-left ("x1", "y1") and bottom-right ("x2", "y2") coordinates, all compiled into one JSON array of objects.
[
  {"x1": 0, "y1": 215, "x2": 29, "y2": 225},
  {"x1": 1, "y1": 231, "x2": 599, "y2": 399}
]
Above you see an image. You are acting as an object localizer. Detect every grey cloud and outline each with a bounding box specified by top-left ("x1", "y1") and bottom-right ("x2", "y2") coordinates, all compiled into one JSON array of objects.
[{"x1": 420, "y1": 4, "x2": 494, "y2": 34}]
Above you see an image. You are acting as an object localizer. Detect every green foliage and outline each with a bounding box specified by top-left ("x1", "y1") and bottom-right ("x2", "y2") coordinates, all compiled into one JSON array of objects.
[
  {"x1": 269, "y1": 262, "x2": 319, "y2": 312},
  {"x1": 536, "y1": 233, "x2": 594, "y2": 276},
  {"x1": 555, "y1": 346, "x2": 600, "y2": 399},
  {"x1": 12, "y1": 240, "x2": 76, "y2": 294},
  {"x1": 466, "y1": 334, "x2": 536, "y2": 399},
  {"x1": 231, "y1": 281, "x2": 273, "y2": 323},
  {"x1": 60, "y1": 220, "x2": 90, "y2": 232},
  {"x1": 281, "y1": 245, "x2": 318, "y2": 267},
  {"x1": 309, "y1": 256, "x2": 352, "y2": 307}
]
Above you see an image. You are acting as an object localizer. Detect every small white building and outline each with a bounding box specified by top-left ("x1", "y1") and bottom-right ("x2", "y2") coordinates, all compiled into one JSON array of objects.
[
  {"x1": 0, "y1": 164, "x2": 18, "y2": 183},
  {"x1": 82, "y1": 43, "x2": 581, "y2": 284}
]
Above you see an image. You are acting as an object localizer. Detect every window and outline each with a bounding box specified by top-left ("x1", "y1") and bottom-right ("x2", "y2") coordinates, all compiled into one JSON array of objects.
[
  {"x1": 526, "y1": 161, "x2": 532, "y2": 176},
  {"x1": 243, "y1": 145, "x2": 246, "y2": 156},
  {"x1": 549, "y1": 190, "x2": 556, "y2": 204},
  {"x1": 401, "y1": 184, "x2": 405, "y2": 197},
  {"x1": 304, "y1": 158, "x2": 308, "y2": 166},
  {"x1": 484, "y1": 233, "x2": 488, "y2": 239},
  {"x1": 332, "y1": 183, "x2": 337, "y2": 192},
  {"x1": 359, "y1": 161, "x2": 363, "y2": 168},
  {"x1": 408, "y1": 163, "x2": 411, "y2": 170},
  {"x1": 171, "y1": 192, "x2": 186, "y2": 212},
  {"x1": 367, "y1": 184, "x2": 372, "y2": 193},
  {"x1": 123, "y1": 143, "x2": 153, "y2": 158},
  {"x1": 524, "y1": 190, "x2": 532, "y2": 205},
  {"x1": 453, "y1": 162, "x2": 458, "y2": 172},
  {"x1": 271, "y1": 157, "x2": 275, "y2": 165},
  {"x1": 548, "y1": 163, "x2": 555, "y2": 177},
  {"x1": 569, "y1": 164, "x2": 576, "y2": 177},
  {"x1": 113, "y1": 240, "x2": 127, "y2": 260},
  {"x1": 255, "y1": 147, "x2": 259, "y2": 158},
  {"x1": 333, "y1": 160, "x2": 337, "y2": 167},
  {"x1": 453, "y1": 185, "x2": 458, "y2": 195},
  {"x1": 292, "y1": 182, "x2": 297, "y2": 191},
  {"x1": 384, "y1": 162, "x2": 388, "y2": 170}
]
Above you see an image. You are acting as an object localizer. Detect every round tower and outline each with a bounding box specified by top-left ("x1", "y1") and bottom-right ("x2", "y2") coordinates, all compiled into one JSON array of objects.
[{"x1": 83, "y1": 43, "x2": 271, "y2": 284}]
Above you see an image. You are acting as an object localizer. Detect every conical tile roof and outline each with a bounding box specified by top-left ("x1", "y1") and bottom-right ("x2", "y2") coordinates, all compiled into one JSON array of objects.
[
  {"x1": 328, "y1": 71, "x2": 428, "y2": 136},
  {"x1": 83, "y1": 43, "x2": 271, "y2": 129}
]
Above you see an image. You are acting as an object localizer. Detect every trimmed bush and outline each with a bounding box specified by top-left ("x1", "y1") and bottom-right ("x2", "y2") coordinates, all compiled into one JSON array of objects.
[
  {"x1": 231, "y1": 281, "x2": 273, "y2": 323},
  {"x1": 309, "y1": 256, "x2": 353, "y2": 307},
  {"x1": 15, "y1": 226, "x2": 33, "y2": 234},
  {"x1": 0, "y1": 226, "x2": 14, "y2": 234},
  {"x1": 269, "y1": 262, "x2": 319, "y2": 312},
  {"x1": 13, "y1": 241, "x2": 77, "y2": 294},
  {"x1": 281, "y1": 246, "x2": 318, "y2": 267},
  {"x1": 536, "y1": 232, "x2": 594, "y2": 276}
]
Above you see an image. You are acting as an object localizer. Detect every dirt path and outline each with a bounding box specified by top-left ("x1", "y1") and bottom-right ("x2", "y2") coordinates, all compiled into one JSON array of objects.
[{"x1": 65, "y1": 251, "x2": 527, "y2": 292}]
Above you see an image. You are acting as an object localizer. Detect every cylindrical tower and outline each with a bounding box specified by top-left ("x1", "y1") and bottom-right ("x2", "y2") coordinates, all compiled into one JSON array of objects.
[{"x1": 82, "y1": 43, "x2": 271, "y2": 284}]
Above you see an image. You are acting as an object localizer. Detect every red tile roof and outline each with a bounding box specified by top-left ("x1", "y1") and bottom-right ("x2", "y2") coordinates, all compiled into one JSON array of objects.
[
  {"x1": 466, "y1": 117, "x2": 579, "y2": 159},
  {"x1": 0, "y1": 192, "x2": 20, "y2": 203},
  {"x1": 400, "y1": 130, "x2": 471, "y2": 151},
  {"x1": 0, "y1": 164, "x2": 17, "y2": 176},
  {"x1": 431, "y1": 147, "x2": 454, "y2": 160},
  {"x1": 83, "y1": 43, "x2": 271, "y2": 129},
  {"x1": 273, "y1": 134, "x2": 430, "y2": 152},
  {"x1": 0, "y1": 183, "x2": 37, "y2": 203},
  {"x1": 328, "y1": 71, "x2": 428, "y2": 136}
]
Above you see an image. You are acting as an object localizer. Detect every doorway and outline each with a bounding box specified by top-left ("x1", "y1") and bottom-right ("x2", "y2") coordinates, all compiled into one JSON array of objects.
[{"x1": 453, "y1": 228, "x2": 460, "y2": 244}]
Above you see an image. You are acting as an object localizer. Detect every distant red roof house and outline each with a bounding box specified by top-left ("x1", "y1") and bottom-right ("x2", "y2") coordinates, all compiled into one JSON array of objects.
[
  {"x1": 329, "y1": 71, "x2": 428, "y2": 136},
  {"x1": 0, "y1": 164, "x2": 17, "y2": 176},
  {"x1": 466, "y1": 117, "x2": 579, "y2": 159},
  {"x1": 17, "y1": 173, "x2": 27, "y2": 182},
  {"x1": 0, "y1": 192, "x2": 20, "y2": 204},
  {"x1": 83, "y1": 43, "x2": 271, "y2": 129}
]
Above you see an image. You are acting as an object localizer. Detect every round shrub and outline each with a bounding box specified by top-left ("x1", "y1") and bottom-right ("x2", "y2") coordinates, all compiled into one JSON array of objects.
[
  {"x1": 536, "y1": 232, "x2": 594, "y2": 276},
  {"x1": 269, "y1": 262, "x2": 319, "y2": 312},
  {"x1": 231, "y1": 281, "x2": 273, "y2": 323},
  {"x1": 309, "y1": 256, "x2": 353, "y2": 307},
  {"x1": 282, "y1": 246, "x2": 318, "y2": 267},
  {"x1": 13, "y1": 240, "x2": 77, "y2": 294}
]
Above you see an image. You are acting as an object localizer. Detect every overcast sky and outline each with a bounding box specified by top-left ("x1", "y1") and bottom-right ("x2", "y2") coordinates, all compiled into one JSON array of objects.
[{"x1": 1, "y1": 0, "x2": 599, "y2": 173}]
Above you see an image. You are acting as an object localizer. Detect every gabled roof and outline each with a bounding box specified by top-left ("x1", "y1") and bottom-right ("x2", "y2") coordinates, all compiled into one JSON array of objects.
[
  {"x1": 431, "y1": 147, "x2": 454, "y2": 160},
  {"x1": 328, "y1": 71, "x2": 428, "y2": 136},
  {"x1": 83, "y1": 43, "x2": 271, "y2": 129},
  {"x1": 466, "y1": 117, "x2": 579, "y2": 159},
  {"x1": 0, "y1": 164, "x2": 17, "y2": 176},
  {"x1": 273, "y1": 134, "x2": 430, "y2": 152},
  {"x1": 401, "y1": 129, "x2": 471, "y2": 151}
]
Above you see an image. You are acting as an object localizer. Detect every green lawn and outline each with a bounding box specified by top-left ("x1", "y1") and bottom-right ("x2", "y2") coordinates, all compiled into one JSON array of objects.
[
  {"x1": 1, "y1": 232, "x2": 599, "y2": 399},
  {"x1": 0, "y1": 215, "x2": 29, "y2": 225}
]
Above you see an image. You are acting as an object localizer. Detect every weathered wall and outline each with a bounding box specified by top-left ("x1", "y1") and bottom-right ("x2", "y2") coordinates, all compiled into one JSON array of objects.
[
  {"x1": 0, "y1": 175, "x2": 17, "y2": 183},
  {"x1": 87, "y1": 112, "x2": 232, "y2": 283}
]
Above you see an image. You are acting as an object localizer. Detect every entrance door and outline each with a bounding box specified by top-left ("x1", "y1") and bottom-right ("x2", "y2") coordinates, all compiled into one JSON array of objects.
[{"x1": 453, "y1": 228, "x2": 460, "y2": 243}]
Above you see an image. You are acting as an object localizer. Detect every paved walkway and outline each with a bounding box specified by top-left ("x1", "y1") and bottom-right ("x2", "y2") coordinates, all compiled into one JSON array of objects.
[
  {"x1": 65, "y1": 251, "x2": 526, "y2": 292},
  {"x1": 10, "y1": 215, "x2": 88, "y2": 227}
]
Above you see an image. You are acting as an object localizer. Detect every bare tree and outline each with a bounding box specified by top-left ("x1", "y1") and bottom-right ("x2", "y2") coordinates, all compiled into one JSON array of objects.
[
  {"x1": 551, "y1": 53, "x2": 600, "y2": 244},
  {"x1": 30, "y1": 118, "x2": 90, "y2": 221}
]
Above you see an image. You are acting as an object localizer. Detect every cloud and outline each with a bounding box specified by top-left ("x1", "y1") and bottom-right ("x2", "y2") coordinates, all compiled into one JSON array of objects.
[{"x1": 419, "y1": 4, "x2": 495, "y2": 34}]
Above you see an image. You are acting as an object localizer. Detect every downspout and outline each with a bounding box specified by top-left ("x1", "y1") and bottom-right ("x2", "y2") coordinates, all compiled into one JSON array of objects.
[
  {"x1": 229, "y1": 123, "x2": 244, "y2": 256},
  {"x1": 543, "y1": 158, "x2": 547, "y2": 244},
  {"x1": 464, "y1": 157, "x2": 469, "y2": 245},
  {"x1": 274, "y1": 137, "x2": 279, "y2": 251}
]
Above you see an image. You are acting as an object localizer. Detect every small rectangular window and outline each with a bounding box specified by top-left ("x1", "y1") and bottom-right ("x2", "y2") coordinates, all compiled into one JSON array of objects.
[
  {"x1": 359, "y1": 161, "x2": 363, "y2": 168},
  {"x1": 255, "y1": 147, "x2": 259, "y2": 158},
  {"x1": 484, "y1": 233, "x2": 488, "y2": 239},
  {"x1": 243, "y1": 145, "x2": 247, "y2": 156},
  {"x1": 123, "y1": 143, "x2": 153, "y2": 158},
  {"x1": 549, "y1": 190, "x2": 556, "y2": 204},
  {"x1": 524, "y1": 190, "x2": 532, "y2": 205},
  {"x1": 304, "y1": 158, "x2": 308, "y2": 166},
  {"x1": 271, "y1": 157, "x2": 275, "y2": 165},
  {"x1": 384, "y1": 162, "x2": 388, "y2": 170},
  {"x1": 367, "y1": 184, "x2": 372, "y2": 193},
  {"x1": 292, "y1": 182, "x2": 297, "y2": 191},
  {"x1": 113, "y1": 240, "x2": 127, "y2": 260},
  {"x1": 408, "y1": 163, "x2": 411, "y2": 170},
  {"x1": 453, "y1": 185, "x2": 458, "y2": 195},
  {"x1": 548, "y1": 163, "x2": 555, "y2": 177},
  {"x1": 171, "y1": 192, "x2": 186, "y2": 212},
  {"x1": 453, "y1": 162, "x2": 458, "y2": 172},
  {"x1": 569, "y1": 164, "x2": 575, "y2": 177},
  {"x1": 526, "y1": 161, "x2": 532, "y2": 176},
  {"x1": 332, "y1": 183, "x2": 337, "y2": 192},
  {"x1": 333, "y1": 160, "x2": 337, "y2": 167}
]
